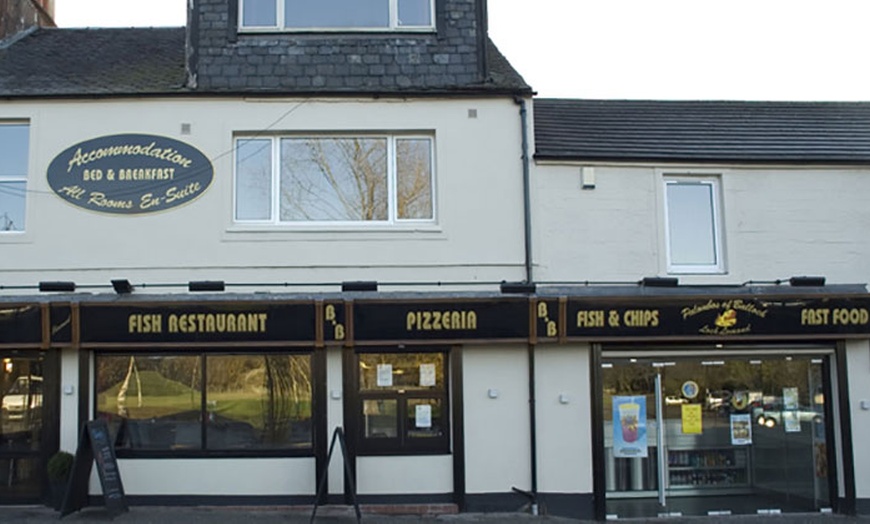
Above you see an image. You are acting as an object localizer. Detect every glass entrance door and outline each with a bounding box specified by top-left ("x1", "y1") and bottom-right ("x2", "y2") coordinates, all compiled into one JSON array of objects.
[
  {"x1": 0, "y1": 353, "x2": 47, "y2": 502},
  {"x1": 602, "y1": 353, "x2": 831, "y2": 519}
]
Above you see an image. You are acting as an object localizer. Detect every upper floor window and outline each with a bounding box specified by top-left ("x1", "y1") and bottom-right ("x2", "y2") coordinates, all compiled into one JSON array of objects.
[
  {"x1": 240, "y1": 0, "x2": 434, "y2": 31},
  {"x1": 663, "y1": 177, "x2": 724, "y2": 274},
  {"x1": 235, "y1": 134, "x2": 435, "y2": 226},
  {"x1": 0, "y1": 123, "x2": 28, "y2": 233}
]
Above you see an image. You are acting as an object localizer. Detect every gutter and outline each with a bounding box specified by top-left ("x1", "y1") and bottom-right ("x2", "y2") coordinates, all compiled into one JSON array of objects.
[{"x1": 513, "y1": 94, "x2": 538, "y2": 514}]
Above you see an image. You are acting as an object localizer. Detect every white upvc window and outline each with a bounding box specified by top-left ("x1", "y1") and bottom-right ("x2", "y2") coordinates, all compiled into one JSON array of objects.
[
  {"x1": 663, "y1": 177, "x2": 724, "y2": 274},
  {"x1": 234, "y1": 134, "x2": 435, "y2": 226},
  {"x1": 240, "y1": 0, "x2": 435, "y2": 31},
  {"x1": 0, "y1": 123, "x2": 29, "y2": 233}
]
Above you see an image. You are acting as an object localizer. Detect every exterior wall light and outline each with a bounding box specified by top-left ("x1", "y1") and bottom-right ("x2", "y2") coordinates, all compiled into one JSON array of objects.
[
  {"x1": 789, "y1": 276, "x2": 826, "y2": 287},
  {"x1": 500, "y1": 281, "x2": 536, "y2": 294},
  {"x1": 111, "y1": 279, "x2": 133, "y2": 294},
  {"x1": 641, "y1": 277, "x2": 679, "y2": 287},
  {"x1": 341, "y1": 281, "x2": 378, "y2": 292},
  {"x1": 38, "y1": 281, "x2": 76, "y2": 292},
  {"x1": 188, "y1": 281, "x2": 225, "y2": 292}
]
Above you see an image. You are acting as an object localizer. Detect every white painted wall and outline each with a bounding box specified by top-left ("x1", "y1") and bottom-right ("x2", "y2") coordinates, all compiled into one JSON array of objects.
[
  {"x1": 463, "y1": 344, "x2": 531, "y2": 494},
  {"x1": 535, "y1": 344, "x2": 592, "y2": 494},
  {"x1": 846, "y1": 339, "x2": 870, "y2": 499},
  {"x1": 326, "y1": 346, "x2": 344, "y2": 495},
  {"x1": 105, "y1": 458, "x2": 315, "y2": 495},
  {"x1": 356, "y1": 455, "x2": 452, "y2": 495},
  {"x1": 0, "y1": 96, "x2": 527, "y2": 291},
  {"x1": 533, "y1": 163, "x2": 870, "y2": 286},
  {"x1": 58, "y1": 348, "x2": 80, "y2": 453}
]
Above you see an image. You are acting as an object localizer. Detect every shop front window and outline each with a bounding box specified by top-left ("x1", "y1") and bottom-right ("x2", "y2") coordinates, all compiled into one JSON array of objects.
[
  {"x1": 95, "y1": 352, "x2": 313, "y2": 455},
  {"x1": 356, "y1": 350, "x2": 448, "y2": 454}
]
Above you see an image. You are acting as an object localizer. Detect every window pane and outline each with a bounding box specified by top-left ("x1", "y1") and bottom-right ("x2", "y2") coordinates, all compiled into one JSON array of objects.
[
  {"x1": 0, "y1": 124, "x2": 28, "y2": 178},
  {"x1": 667, "y1": 182, "x2": 718, "y2": 266},
  {"x1": 398, "y1": 0, "x2": 431, "y2": 26},
  {"x1": 285, "y1": 0, "x2": 389, "y2": 28},
  {"x1": 0, "y1": 124, "x2": 28, "y2": 233},
  {"x1": 0, "y1": 359, "x2": 43, "y2": 451},
  {"x1": 359, "y1": 353, "x2": 444, "y2": 393},
  {"x1": 0, "y1": 182, "x2": 26, "y2": 231},
  {"x1": 363, "y1": 399, "x2": 397, "y2": 438},
  {"x1": 407, "y1": 398, "x2": 445, "y2": 439},
  {"x1": 96, "y1": 356, "x2": 202, "y2": 451},
  {"x1": 242, "y1": 0, "x2": 277, "y2": 26},
  {"x1": 235, "y1": 138, "x2": 273, "y2": 221},
  {"x1": 206, "y1": 355, "x2": 312, "y2": 450},
  {"x1": 280, "y1": 138, "x2": 387, "y2": 221},
  {"x1": 396, "y1": 138, "x2": 433, "y2": 220}
]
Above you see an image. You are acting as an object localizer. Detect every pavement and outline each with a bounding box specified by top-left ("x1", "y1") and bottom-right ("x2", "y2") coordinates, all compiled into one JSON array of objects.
[{"x1": 1, "y1": 506, "x2": 870, "y2": 524}]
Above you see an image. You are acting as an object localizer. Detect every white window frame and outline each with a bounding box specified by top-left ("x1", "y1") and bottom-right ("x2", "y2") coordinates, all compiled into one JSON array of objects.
[
  {"x1": 239, "y1": 0, "x2": 436, "y2": 32},
  {"x1": 0, "y1": 121, "x2": 29, "y2": 236},
  {"x1": 233, "y1": 133, "x2": 437, "y2": 228},
  {"x1": 662, "y1": 176, "x2": 725, "y2": 274}
]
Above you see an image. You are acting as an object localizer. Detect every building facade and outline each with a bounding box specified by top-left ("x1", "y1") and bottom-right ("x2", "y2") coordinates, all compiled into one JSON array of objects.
[
  {"x1": 1, "y1": 2, "x2": 870, "y2": 521},
  {"x1": 531, "y1": 98, "x2": 870, "y2": 519}
]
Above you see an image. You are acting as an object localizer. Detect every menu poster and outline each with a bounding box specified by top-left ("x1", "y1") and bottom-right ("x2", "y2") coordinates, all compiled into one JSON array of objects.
[
  {"x1": 415, "y1": 404, "x2": 432, "y2": 428},
  {"x1": 681, "y1": 404, "x2": 702, "y2": 434},
  {"x1": 419, "y1": 364, "x2": 436, "y2": 387},
  {"x1": 730, "y1": 414, "x2": 753, "y2": 445},
  {"x1": 783, "y1": 387, "x2": 799, "y2": 410},
  {"x1": 613, "y1": 396, "x2": 648, "y2": 458},
  {"x1": 377, "y1": 364, "x2": 393, "y2": 387}
]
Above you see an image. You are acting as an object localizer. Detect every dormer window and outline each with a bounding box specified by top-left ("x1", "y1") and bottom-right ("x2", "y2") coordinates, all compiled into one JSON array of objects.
[{"x1": 240, "y1": 0, "x2": 434, "y2": 31}]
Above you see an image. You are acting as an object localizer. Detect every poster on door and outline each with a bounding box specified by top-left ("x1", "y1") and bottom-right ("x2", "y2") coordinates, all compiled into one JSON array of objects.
[
  {"x1": 730, "y1": 413, "x2": 753, "y2": 445},
  {"x1": 612, "y1": 396, "x2": 648, "y2": 458}
]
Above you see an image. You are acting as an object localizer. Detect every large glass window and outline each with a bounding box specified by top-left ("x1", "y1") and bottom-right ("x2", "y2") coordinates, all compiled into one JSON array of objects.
[
  {"x1": 356, "y1": 350, "x2": 448, "y2": 454},
  {"x1": 235, "y1": 135, "x2": 435, "y2": 225},
  {"x1": 664, "y1": 177, "x2": 724, "y2": 273},
  {"x1": 239, "y1": 0, "x2": 434, "y2": 30},
  {"x1": 95, "y1": 352, "x2": 313, "y2": 455},
  {"x1": 0, "y1": 123, "x2": 29, "y2": 233}
]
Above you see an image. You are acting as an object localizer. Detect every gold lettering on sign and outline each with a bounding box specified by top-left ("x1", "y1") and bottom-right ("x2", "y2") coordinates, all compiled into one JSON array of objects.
[
  {"x1": 576, "y1": 310, "x2": 604, "y2": 328},
  {"x1": 166, "y1": 313, "x2": 268, "y2": 334},
  {"x1": 406, "y1": 310, "x2": 478, "y2": 331},
  {"x1": 801, "y1": 308, "x2": 831, "y2": 325},
  {"x1": 67, "y1": 143, "x2": 194, "y2": 172},
  {"x1": 324, "y1": 304, "x2": 346, "y2": 340},
  {"x1": 128, "y1": 314, "x2": 163, "y2": 333},
  {"x1": 623, "y1": 309, "x2": 660, "y2": 328},
  {"x1": 832, "y1": 308, "x2": 869, "y2": 326}
]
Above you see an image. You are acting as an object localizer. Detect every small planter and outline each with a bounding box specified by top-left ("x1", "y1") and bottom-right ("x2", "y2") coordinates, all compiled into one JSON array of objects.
[{"x1": 46, "y1": 451, "x2": 74, "y2": 511}]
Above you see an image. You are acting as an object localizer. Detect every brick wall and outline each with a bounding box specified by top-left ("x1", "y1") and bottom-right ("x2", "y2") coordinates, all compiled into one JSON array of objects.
[{"x1": 0, "y1": 0, "x2": 54, "y2": 40}]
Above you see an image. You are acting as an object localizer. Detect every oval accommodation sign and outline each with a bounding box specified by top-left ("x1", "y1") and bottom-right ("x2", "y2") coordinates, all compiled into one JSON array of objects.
[{"x1": 47, "y1": 134, "x2": 213, "y2": 215}]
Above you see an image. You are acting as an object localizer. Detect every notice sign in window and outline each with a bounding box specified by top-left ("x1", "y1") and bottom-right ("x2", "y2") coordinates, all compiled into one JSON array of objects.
[
  {"x1": 681, "y1": 404, "x2": 702, "y2": 434},
  {"x1": 415, "y1": 404, "x2": 432, "y2": 428}
]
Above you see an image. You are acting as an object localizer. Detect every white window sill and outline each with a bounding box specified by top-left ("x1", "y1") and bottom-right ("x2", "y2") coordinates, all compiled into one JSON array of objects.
[{"x1": 222, "y1": 223, "x2": 444, "y2": 242}]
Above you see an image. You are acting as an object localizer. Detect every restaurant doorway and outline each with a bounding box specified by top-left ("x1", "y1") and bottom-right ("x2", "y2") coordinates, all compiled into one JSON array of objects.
[
  {"x1": 601, "y1": 350, "x2": 833, "y2": 519},
  {"x1": 0, "y1": 351, "x2": 54, "y2": 504}
]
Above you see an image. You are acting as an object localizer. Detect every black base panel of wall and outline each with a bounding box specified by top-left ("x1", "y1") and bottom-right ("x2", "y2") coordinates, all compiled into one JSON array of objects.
[
  {"x1": 852, "y1": 497, "x2": 866, "y2": 515},
  {"x1": 465, "y1": 492, "x2": 593, "y2": 519},
  {"x1": 607, "y1": 494, "x2": 832, "y2": 519},
  {"x1": 91, "y1": 495, "x2": 316, "y2": 506},
  {"x1": 354, "y1": 493, "x2": 454, "y2": 505}
]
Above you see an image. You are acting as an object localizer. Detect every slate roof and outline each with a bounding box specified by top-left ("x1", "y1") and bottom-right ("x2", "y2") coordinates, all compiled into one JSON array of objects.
[
  {"x1": 534, "y1": 99, "x2": 870, "y2": 164},
  {"x1": 0, "y1": 27, "x2": 187, "y2": 96},
  {"x1": 0, "y1": 26, "x2": 529, "y2": 97}
]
